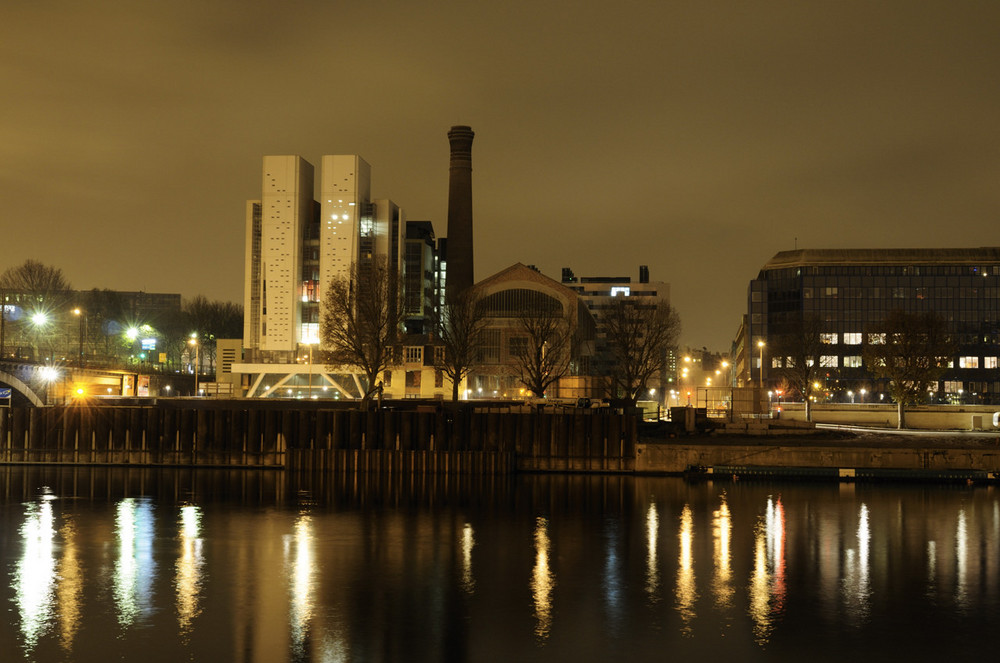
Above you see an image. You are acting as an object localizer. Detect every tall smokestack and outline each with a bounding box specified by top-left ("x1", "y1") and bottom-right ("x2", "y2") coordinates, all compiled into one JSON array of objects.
[{"x1": 446, "y1": 125, "x2": 475, "y2": 298}]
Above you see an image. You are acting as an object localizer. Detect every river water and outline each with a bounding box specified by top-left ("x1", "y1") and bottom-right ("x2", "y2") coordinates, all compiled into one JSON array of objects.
[{"x1": 1, "y1": 466, "x2": 998, "y2": 662}]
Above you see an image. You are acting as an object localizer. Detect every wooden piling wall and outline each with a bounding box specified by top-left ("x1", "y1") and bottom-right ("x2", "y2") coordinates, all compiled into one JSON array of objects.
[{"x1": 0, "y1": 404, "x2": 639, "y2": 474}]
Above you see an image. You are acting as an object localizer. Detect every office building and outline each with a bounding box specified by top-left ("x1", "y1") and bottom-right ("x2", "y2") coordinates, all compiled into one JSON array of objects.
[{"x1": 746, "y1": 248, "x2": 1000, "y2": 404}]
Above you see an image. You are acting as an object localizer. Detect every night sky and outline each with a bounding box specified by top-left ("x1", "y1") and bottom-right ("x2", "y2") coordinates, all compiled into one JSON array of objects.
[{"x1": 3, "y1": 1, "x2": 998, "y2": 350}]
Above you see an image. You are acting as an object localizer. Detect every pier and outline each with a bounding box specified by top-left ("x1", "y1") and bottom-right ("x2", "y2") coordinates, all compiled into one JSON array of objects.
[{"x1": 0, "y1": 400, "x2": 639, "y2": 474}]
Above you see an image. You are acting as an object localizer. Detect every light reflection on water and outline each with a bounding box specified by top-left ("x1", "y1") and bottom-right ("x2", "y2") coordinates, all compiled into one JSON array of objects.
[
  {"x1": 644, "y1": 502, "x2": 659, "y2": 602},
  {"x1": 15, "y1": 494, "x2": 56, "y2": 651},
  {"x1": 4, "y1": 468, "x2": 1000, "y2": 660},
  {"x1": 530, "y1": 516, "x2": 555, "y2": 640},
  {"x1": 748, "y1": 496, "x2": 785, "y2": 644},
  {"x1": 712, "y1": 494, "x2": 733, "y2": 610},
  {"x1": 175, "y1": 505, "x2": 203, "y2": 637},
  {"x1": 286, "y1": 513, "x2": 315, "y2": 654},
  {"x1": 675, "y1": 504, "x2": 697, "y2": 635},
  {"x1": 461, "y1": 522, "x2": 475, "y2": 595},
  {"x1": 114, "y1": 498, "x2": 156, "y2": 627}
]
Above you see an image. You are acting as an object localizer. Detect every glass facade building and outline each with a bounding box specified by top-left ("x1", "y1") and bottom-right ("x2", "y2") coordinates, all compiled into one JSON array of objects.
[{"x1": 748, "y1": 248, "x2": 1000, "y2": 404}]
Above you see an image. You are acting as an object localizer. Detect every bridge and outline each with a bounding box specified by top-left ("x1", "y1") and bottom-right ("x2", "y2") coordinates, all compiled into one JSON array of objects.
[{"x1": 0, "y1": 359, "x2": 195, "y2": 406}]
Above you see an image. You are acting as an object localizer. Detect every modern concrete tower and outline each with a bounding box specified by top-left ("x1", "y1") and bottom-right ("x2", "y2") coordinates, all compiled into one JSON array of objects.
[{"x1": 445, "y1": 125, "x2": 475, "y2": 298}]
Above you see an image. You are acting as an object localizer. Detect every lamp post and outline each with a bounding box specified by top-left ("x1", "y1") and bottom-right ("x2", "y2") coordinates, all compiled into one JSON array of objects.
[
  {"x1": 189, "y1": 334, "x2": 199, "y2": 396},
  {"x1": 308, "y1": 343, "x2": 315, "y2": 399},
  {"x1": 0, "y1": 290, "x2": 6, "y2": 360},
  {"x1": 757, "y1": 340, "x2": 766, "y2": 388},
  {"x1": 73, "y1": 308, "x2": 85, "y2": 367}
]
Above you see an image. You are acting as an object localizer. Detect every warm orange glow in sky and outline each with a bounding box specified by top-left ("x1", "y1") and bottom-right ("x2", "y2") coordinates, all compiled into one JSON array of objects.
[{"x1": 4, "y1": 1, "x2": 999, "y2": 349}]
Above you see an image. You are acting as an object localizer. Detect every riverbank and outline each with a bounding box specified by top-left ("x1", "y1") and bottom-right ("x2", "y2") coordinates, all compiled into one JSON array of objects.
[{"x1": 637, "y1": 427, "x2": 1000, "y2": 479}]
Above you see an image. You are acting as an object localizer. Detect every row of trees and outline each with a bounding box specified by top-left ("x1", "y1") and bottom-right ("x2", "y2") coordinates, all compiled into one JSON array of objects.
[
  {"x1": 0, "y1": 260, "x2": 242, "y2": 372},
  {"x1": 771, "y1": 310, "x2": 956, "y2": 428},
  {"x1": 320, "y1": 258, "x2": 681, "y2": 404}
]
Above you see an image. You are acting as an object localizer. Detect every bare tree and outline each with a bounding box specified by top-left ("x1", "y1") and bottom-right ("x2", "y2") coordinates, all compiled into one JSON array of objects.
[
  {"x1": 0, "y1": 259, "x2": 71, "y2": 295},
  {"x1": 862, "y1": 309, "x2": 955, "y2": 429},
  {"x1": 81, "y1": 289, "x2": 131, "y2": 359},
  {"x1": 434, "y1": 290, "x2": 489, "y2": 401},
  {"x1": 321, "y1": 258, "x2": 405, "y2": 402},
  {"x1": 603, "y1": 298, "x2": 681, "y2": 405},
  {"x1": 185, "y1": 296, "x2": 244, "y2": 372},
  {"x1": 0, "y1": 260, "x2": 72, "y2": 360},
  {"x1": 511, "y1": 298, "x2": 574, "y2": 398},
  {"x1": 771, "y1": 314, "x2": 826, "y2": 421}
]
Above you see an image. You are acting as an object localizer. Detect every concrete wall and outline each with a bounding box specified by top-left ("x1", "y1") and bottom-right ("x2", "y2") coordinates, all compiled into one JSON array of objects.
[
  {"x1": 636, "y1": 442, "x2": 1000, "y2": 474},
  {"x1": 777, "y1": 403, "x2": 1000, "y2": 431}
]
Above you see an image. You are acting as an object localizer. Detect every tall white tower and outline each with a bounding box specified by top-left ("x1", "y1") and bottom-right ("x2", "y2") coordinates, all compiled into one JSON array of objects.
[
  {"x1": 319, "y1": 155, "x2": 371, "y2": 305},
  {"x1": 247, "y1": 155, "x2": 313, "y2": 353}
]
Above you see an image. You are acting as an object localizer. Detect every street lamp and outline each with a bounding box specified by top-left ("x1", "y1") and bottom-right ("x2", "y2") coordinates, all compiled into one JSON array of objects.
[
  {"x1": 757, "y1": 340, "x2": 766, "y2": 388},
  {"x1": 30, "y1": 312, "x2": 50, "y2": 361},
  {"x1": 189, "y1": 334, "x2": 199, "y2": 396},
  {"x1": 72, "y1": 308, "x2": 85, "y2": 367},
  {"x1": 39, "y1": 365, "x2": 58, "y2": 405},
  {"x1": 307, "y1": 343, "x2": 315, "y2": 399}
]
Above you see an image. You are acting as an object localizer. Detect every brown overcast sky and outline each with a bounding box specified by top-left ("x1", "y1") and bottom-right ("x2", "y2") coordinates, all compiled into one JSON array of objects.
[{"x1": 2, "y1": 0, "x2": 998, "y2": 349}]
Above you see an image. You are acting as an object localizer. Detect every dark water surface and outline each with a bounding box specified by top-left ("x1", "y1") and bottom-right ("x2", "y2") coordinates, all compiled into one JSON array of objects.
[{"x1": 2, "y1": 466, "x2": 998, "y2": 662}]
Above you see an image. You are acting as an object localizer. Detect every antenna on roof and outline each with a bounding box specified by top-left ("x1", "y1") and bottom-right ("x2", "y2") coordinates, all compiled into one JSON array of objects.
[{"x1": 794, "y1": 237, "x2": 798, "y2": 250}]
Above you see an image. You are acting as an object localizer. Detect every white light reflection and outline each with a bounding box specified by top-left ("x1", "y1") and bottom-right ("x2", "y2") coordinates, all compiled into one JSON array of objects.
[
  {"x1": 286, "y1": 514, "x2": 316, "y2": 654},
  {"x1": 956, "y1": 508, "x2": 968, "y2": 609},
  {"x1": 176, "y1": 505, "x2": 204, "y2": 636},
  {"x1": 748, "y1": 496, "x2": 786, "y2": 645},
  {"x1": 841, "y1": 503, "x2": 871, "y2": 623},
  {"x1": 531, "y1": 517, "x2": 555, "y2": 640},
  {"x1": 114, "y1": 498, "x2": 156, "y2": 627},
  {"x1": 675, "y1": 505, "x2": 697, "y2": 635},
  {"x1": 712, "y1": 495, "x2": 734, "y2": 609},
  {"x1": 15, "y1": 496, "x2": 57, "y2": 652},
  {"x1": 56, "y1": 520, "x2": 82, "y2": 652},
  {"x1": 461, "y1": 522, "x2": 475, "y2": 594},
  {"x1": 645, "y1": 502, "x2": 660, "y2": 602}
]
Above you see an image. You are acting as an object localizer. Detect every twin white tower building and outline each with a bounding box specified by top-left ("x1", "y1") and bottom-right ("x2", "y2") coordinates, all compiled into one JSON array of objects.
[{"x1": 243, "y1": 155, "x2": 403, "y2": 359}]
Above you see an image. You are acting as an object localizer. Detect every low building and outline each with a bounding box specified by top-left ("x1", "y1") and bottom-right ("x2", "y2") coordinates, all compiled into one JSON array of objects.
[
  {"x1": 468, "y1": 263, "x2": 598, "y2": 399},
  {"x1": 561, "y1": 265, "x2": 674, "y2": 401}
]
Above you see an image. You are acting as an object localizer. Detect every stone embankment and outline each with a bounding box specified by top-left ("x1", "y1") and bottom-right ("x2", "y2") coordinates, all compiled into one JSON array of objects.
[{"x1": 638, "y1": 420, "x2": 1000, "y2": 480}]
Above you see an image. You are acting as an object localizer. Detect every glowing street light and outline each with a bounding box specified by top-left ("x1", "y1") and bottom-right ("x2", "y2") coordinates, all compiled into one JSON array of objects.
[
  {"x1": 188, "y1": 334, "x2": 200, "y2": 396},
  {"x1": 72, "y1": 307, "x2": 85, "y2": 367},
  {"x1": 39, "y1": 365, "x2": 58, "y2": 405},
  {"x1": 757, "y1": 340, "x2": 766, "y2": 388}
]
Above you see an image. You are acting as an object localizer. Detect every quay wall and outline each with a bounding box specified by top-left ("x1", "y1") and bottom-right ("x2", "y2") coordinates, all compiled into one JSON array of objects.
[
  {"x1": 636, "y1": 441, "x2": 1000, "y2": 474},
  {"x1": 778, "y1": 403, "x2": 1000, "y2": 431},
  {"x1": 0, "y1": 402, "x2": 638, "y2": 474}
]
